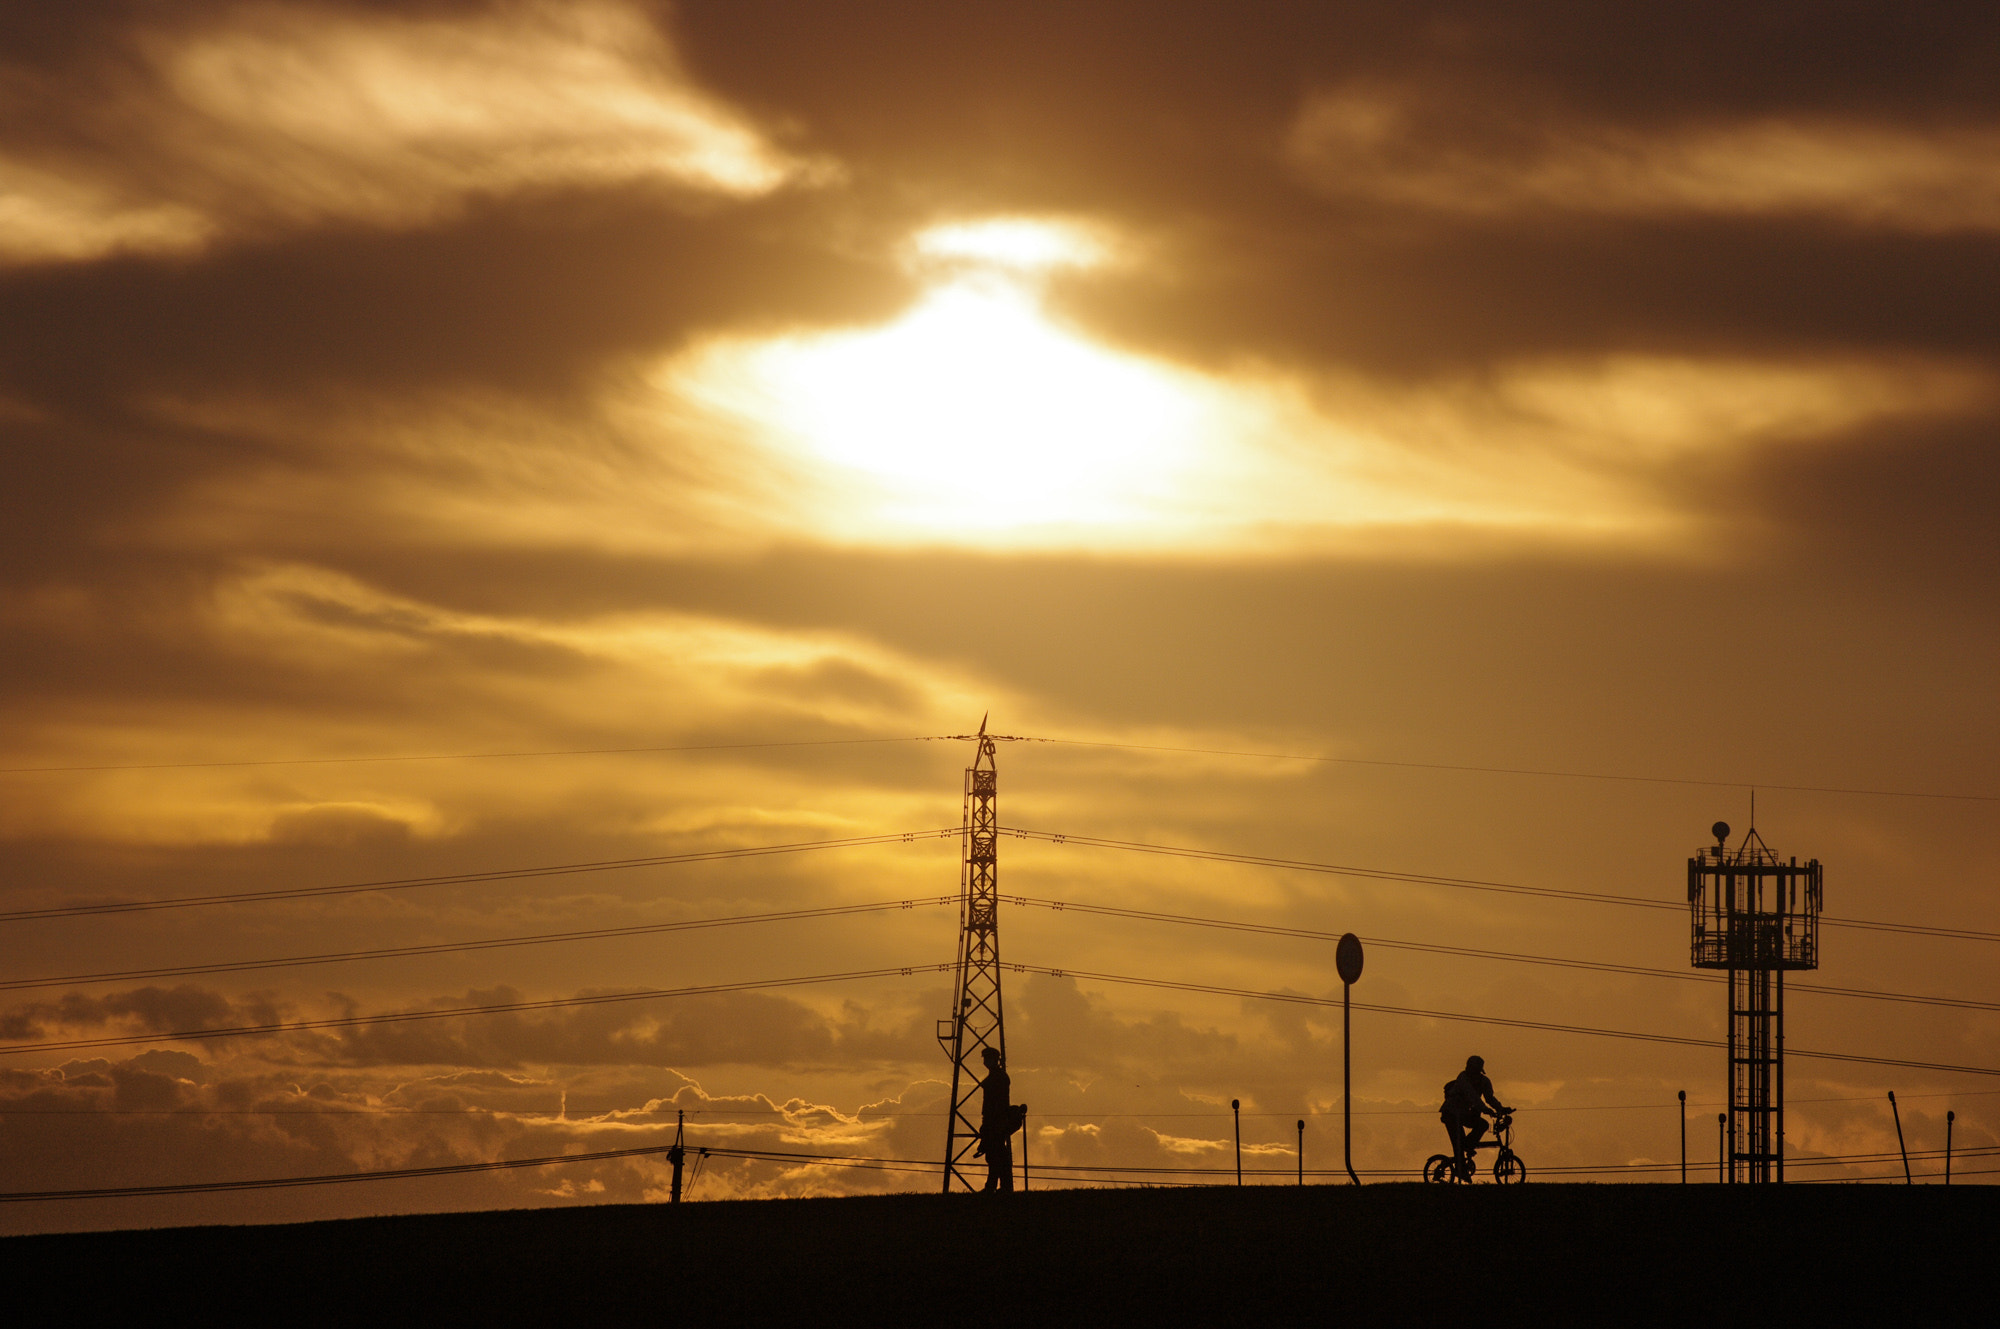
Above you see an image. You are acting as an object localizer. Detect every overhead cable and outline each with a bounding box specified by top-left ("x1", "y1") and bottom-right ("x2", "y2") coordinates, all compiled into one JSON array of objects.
[
  {"x1": 1005, "y1": 826, "x2": 2000, "y2": 944},
  {"x1": 1025, "y1": 736, "x2": 2000, "y2": 804},
  {"x1": 1, "y1": 896, "x2": 955, "y2": 993},
  {"x1": 7, "y1": 872, "x2": 1983, "y2": 1019},
  {"x1": 1005, "y1": 963, "x2": 2000, "y2": 1079},
  {"x1": 10, "y1": 1140, "x2": 1989, "y2": 1203},
  {"x1": 1008, "y1": 894, "x2": 2000, "y2": 1014},
  {"x1": 0, "y1": 829, "x2": 958, "y2": 923},
  {"x1": 0, "y1": 965, "x2": 951, "y2": 1057},
  {"x1": 0, "y1": 735, "x2": 938, "y2": 776},
  {"x1": 11, "y1": 729, "x2": 1992, "y2": 805},
  {"x1": 9, "y1": 955, "x2": 1990, "y2": 1081}
]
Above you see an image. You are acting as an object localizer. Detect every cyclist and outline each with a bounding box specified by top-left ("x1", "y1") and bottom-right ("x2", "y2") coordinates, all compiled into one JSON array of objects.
[{"x1": 1440, "y1": 1055, "x2": 1511, "y2": 1172}]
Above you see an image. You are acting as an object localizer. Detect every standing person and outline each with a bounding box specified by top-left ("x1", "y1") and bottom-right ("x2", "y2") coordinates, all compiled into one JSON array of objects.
[
  {"x1": 978, "y1": 1046, "x2": 1014, "y2": 1192},
  {"x1": 1440, "y1": 1055, "x2": 1510, "y2": 1172}
]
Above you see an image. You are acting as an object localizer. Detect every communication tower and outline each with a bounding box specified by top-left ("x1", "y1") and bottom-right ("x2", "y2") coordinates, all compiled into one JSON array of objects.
[
  {"x1": 938, "y1": 719, "x2": 1007, "y2": 1190},
  {"x1": 1688, "y1": 819, "x2": 1821, "y2": 1182}
]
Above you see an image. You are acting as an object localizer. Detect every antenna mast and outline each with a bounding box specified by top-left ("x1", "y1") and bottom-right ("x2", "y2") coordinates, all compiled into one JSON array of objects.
[{"x1": 1688, "y1": 819, "x2": 1822, "y2": 1182}]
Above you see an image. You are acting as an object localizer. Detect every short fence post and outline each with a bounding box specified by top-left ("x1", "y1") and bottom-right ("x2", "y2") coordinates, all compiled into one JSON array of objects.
[
  {"x1": 1718, "y1": 1113, "x2": 1726, "y2": 1184},
  {"x1": 1297, "y1": 1119, "x2": 1305, "y2": 1185},
  {"x1": 1946, "y1": 1110, "x2": 1955, "y2": 1184},
  {"x1": 1020, "y1": 1104, "x2": 1029, "y2": 1192},
  {"x1": 1679, "y1": 1090, "x2": 1686, "y2": 1184}
]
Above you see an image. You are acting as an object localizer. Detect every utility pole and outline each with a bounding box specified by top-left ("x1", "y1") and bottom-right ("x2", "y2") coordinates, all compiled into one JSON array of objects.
[
  {"x1": 1232, "y1": 1099, "x2": 1242, "y2": 1186},
  {"x1": 668, "y1": 1109, "x2": 685, "y2": 1203},
  {"x1": 939, "y1": 718, "x2": 1011, "y2": 1191},
  {"x1": 1889, "y1": 1092, "x2": 1911, "y2": 1184}
]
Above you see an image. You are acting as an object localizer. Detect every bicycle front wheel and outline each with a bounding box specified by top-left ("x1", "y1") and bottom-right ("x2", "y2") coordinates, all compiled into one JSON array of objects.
[
  {"x1": 1423, "y1": 1154, "x2": 1458, "y2": 1184},
  {"x1": 1494, "y1": 1150, "x2": 1527, "y2": 1184}
]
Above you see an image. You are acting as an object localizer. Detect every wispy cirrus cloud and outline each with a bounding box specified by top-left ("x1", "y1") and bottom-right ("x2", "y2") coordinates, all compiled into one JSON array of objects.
[
  {"x1": 1290, "y1": 85, "x2": 2000, "y2": 233},
  {"x1": 0, "y1": 1, "x2": 815, "y2": 266}
]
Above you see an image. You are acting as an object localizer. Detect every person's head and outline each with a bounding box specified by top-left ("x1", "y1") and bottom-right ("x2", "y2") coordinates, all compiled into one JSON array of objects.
[
  {"x1": 982, "y1": 1047, "x2": 1002, "y2": 1067},
  {"x1": 1466, "y1": 1055, "x2": 1485, "y2": 1073}
]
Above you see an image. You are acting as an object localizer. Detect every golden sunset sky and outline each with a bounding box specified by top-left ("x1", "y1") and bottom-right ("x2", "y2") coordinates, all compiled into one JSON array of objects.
[{"x1": 3, "y1": 1, "x2": 1996, "y2": 1230}]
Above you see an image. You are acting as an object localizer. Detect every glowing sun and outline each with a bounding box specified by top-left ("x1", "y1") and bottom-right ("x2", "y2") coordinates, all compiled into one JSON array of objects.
[{"x1": 670, "y1": 219, "x2": 1238, "y2": 541}]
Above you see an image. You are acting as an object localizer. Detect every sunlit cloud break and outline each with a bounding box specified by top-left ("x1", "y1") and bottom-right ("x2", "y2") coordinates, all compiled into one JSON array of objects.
[
  {"x1": 911, "y1": 218, "x2": 1116, "y2": 273},
  {"x1": 660, "y1": 217, "x2": 1995, "y2": 553}
]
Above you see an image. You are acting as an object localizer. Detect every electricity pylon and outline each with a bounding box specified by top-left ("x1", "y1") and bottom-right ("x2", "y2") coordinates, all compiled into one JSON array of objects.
[{"x1": 938, "y1": 717, "x2": 1006, "y2": 1191}]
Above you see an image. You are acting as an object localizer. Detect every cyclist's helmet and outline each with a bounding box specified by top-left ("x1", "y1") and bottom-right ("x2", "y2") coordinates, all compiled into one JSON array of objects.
[{"x1": 1466, "y1": 1055, "x2": 1485, "y2": 1072}]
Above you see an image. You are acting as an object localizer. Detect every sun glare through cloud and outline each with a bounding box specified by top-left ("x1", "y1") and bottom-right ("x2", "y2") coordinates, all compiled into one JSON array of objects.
[
  {"x1": 662, "y1": 218, "x2": 1987, "y2": 554},
  {"x1": 668, "y1": 219, "x2": 1258, "y2": 543},
  {"x1": 911, "y1": 217, "x2": 1114, "y2": 271}
]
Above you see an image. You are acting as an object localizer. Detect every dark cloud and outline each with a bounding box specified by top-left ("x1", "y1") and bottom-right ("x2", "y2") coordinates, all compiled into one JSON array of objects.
[
  {"x1": 0, "y1": 195, "x2": 908, "y2": 408},
  {"x1": 1054, "y1": 222, "x2": 2000, "y2": 378},
  {"x1": 1733, "y1": 413, "x2": 2000, "y2": 597}
]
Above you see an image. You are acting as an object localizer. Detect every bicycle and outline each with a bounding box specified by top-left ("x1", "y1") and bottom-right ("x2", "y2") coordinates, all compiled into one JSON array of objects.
[{"x1": 1423, "y1": 1111, "x2": 1528, "y2": 1184}]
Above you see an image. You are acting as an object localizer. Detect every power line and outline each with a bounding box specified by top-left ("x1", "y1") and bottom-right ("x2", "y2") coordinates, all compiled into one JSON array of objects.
[
  {"x1": 1, "y1": 896, "x2": 956, "y2": 993},
  {"x1": 0, "y1": 964, "x2": 950, "y2": 1057},
  {"x1": 1008, "y1": 894, "x2": 2000, "y2": 1015},
  {"x1": 0, "y1": 828, "x2": 958, "y2": 923},
  {"x1": 6, "y1": 947, "x2": 1990, "y2": 1080},
  {"x1": 1005, "y1": 825, "x2": 1674, "y2": 910},
  {"x1": 0, "y1": 1140, "x2": 686, "y2": 1202},
  {"x1": 0, "y1": 736, "x2": 941, "y2": 776},
  {"x1": 13, "y1": 1086, "x2": 2000, "y2": 1117},
  {"x1": 11, "y1": 728, "x2": 1992, "y2": 806},
  {"x1": 1026, "y1": 736, "x2": 2000, "y2": 804},
  {"x1": 10, "y1": 1136, "x2": 1988, "y2": 1203},
  {"x1": 1009, "y1": 962, "x2": 2000, "y2": 1079},
  {"x1": 1007, "y1": 826, "x2": 2000, "y2": 945},
  {"x1": 11, "y1": 866, "x2": 1985, "y2": 1024}
]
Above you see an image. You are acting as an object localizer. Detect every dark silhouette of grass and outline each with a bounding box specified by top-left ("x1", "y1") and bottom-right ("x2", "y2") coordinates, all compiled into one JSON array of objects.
[{"x1": 5, "y1": 1184, "x2": 1988, "y2": 1320}]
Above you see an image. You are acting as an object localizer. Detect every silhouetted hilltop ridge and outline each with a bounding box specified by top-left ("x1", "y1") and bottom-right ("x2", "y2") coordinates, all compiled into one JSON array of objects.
[{"x1": 7, "y1": 1184, "x2": 1986, "y2": 1320}]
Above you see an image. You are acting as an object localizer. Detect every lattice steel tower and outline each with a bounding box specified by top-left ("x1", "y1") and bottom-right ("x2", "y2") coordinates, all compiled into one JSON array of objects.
[
  {"x1": 1689, "y1": 819, "x2": 1821, "y2": 1182},
  {"x1": 938, "y1": 720, "x2": 1007, "y2": 1191}
]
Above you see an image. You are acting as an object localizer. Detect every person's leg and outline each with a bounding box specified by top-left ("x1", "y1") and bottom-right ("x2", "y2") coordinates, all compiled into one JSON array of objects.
[
  {"x1": 981, "y1": 1131, "x2": 1001, "y2": 1190},
  {"x1": 1464, "y1": 1118, "x2": 1489, "y2": 1154},
  {"x1": 995, "y1": 1139, "x2": 1014, "y2": 1192},
  {"x1": 1444, "y1": 1114, "x2": 1467, "y2": 1161}
]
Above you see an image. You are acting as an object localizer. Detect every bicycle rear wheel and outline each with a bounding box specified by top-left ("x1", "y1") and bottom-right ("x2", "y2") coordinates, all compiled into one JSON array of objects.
[
  {"x1": 1423, "y1": 1154, "x2": 1458, "y2": 1184},
  {"x1": 1494, "y1": 1150, "x2": 1527, "y2": 1184}
]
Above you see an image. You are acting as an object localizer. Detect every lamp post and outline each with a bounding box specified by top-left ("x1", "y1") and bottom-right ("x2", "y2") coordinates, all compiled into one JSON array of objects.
[
  {"x1": 1336, "y1": 933, "x2": 1364, "y2": 1185},
  {"x1": 1297, "y1": 1119, "x2": 1305, "y2": 1185},
  {"x1": 1679, "y1": 1090, "x2": 1686, "y2": 1184}
]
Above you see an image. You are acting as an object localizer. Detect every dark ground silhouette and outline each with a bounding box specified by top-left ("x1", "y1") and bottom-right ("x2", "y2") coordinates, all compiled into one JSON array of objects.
[{"x1": 5, "y1": 1185, "x2": 1986, "y2": 1321}]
